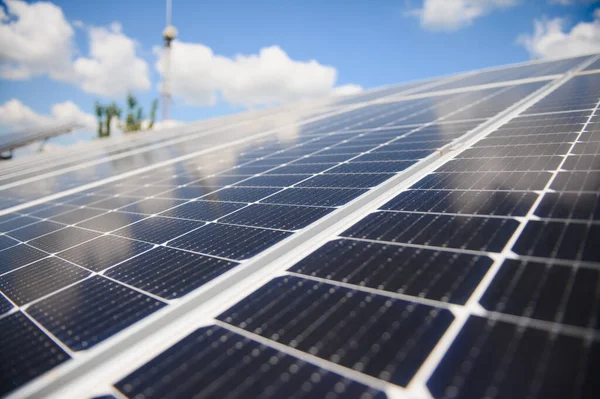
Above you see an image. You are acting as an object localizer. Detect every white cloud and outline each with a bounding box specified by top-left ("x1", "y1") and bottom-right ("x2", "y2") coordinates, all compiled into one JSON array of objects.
[
  {"x1": 549, "y1": 0, "x2": 600, "y2": 5},
  {"x1": 142, "y1": 119, "x2": 182, "y2": 130},
  {"x1": 0, "y1": 99, "x2": 95, "y2": 130},
  {"x1": 518, "y1": 10, "x2": 600, "y2": 58},
  {"x1": 0, "y1": 1, "x2": 150, "y2": 97},
  {"x1": 0, "y1": 0, "x2": 74, "y2": 80},
  {"x1": 156, "y1": 43, "x2": 356, "y2": 107},
  {"x1": 72, "y1": 23, "x2": 151, "y2": 96},
  {"x1": 407, "y1": 0, "x2": 518, "y2": 31},
  {"x1": 333, "y1": 84, "x2": 364, "y2": 96},
  {"x1": 50, "y1": 101, "x2": 96, "y2": 127}
]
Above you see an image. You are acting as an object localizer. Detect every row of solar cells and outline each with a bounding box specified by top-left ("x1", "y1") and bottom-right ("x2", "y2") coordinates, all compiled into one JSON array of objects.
[
  {"x1": 108, "y1": 72, "x2": 600, "y2": 399},
  {"x1": 0, "y1": 79, "x2": 558, "y2": 396},
  {"x1": 0, "y1": 81, "x2": 546, "y2": 211}
]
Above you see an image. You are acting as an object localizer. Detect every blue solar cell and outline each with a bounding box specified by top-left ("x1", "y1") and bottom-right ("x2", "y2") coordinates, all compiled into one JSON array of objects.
[
  {"x1": 0, "y1": 312, "x2": 70, "y2": 396},
  {"x1": 111, "y1": 216, "x2": 204, "y2": 244},
  {"x1": 289, "y1": 239, "x2": 493, "y2": 304},
  {"x1": 0, "y1": 257, "x2": 90, "y2": 305},
  {"x1": 105, "y1": 246, "x2": 238, "y2": 299},
  {"x1": 381, "y1": 189, "x2": 538, "y2": 216},
  {"x1": 57, "y1": 235, "x2": 153, "y2": 272},
  {"x1": 159, "y1": 200, "x2": 246, "y2": 221},
  {"x1": 8, "y1": 220, "x2": 68, "y2": 241},
  {"x1": 218, "y1": 276, "x2": 454, "y2": 386},
  {"x1": 0, "y1": 292, "x2": 13, "y2": 315},
  {"x1": 481, "y1": 259, "x2": 599, "y2": 329},
  {"x1": 219, "y1": 204, "x2": 334, "y2": 230},
  {"x1": 261, "y1": 187, "x2": 367, "y2": 207},
  {"x1": 26, "y1": 276, "x2": 166, "y2": 351},
  {"x1": 428, "y1": 316, "x2": 598, "y2": 399},
  {"x1": 0, "y1": 244, "x2": 48, "y2": 275},
  {"x1": 115, "y1": 326, "x2": 386, "y2": 399},
  {"x1": 169, "y1": 223, "x2": 292, "y2": 260},
  {"x1": 342, "y1": 211, "x2": 519, "y2": 252}
]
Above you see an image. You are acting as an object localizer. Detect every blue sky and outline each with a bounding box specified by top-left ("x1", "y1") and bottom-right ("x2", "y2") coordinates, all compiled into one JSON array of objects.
[{"x1": 0, "y1": 0, "x2": 599, "y2": 142}]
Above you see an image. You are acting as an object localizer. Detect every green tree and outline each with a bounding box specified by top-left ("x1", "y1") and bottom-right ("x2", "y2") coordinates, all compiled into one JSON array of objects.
[
  {"x1": 94, "y1": 101, "x2": 121, "y2": 138},
  {"x1": 94, "y1": 94, "x2": 157, "y2": 138}
]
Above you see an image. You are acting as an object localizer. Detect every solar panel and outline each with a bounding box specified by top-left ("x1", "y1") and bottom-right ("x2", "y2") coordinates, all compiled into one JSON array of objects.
[
  {"x1": 1, "y1": 53, "x2": 599, "y2": 398},
  {"x1": 0, "y1": 122, "x2": 82, "y2": 155}
]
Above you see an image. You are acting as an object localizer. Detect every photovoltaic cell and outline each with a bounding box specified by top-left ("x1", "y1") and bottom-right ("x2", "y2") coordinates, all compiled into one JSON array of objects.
[
  {"x1": 289, "y1": 239, "x2": 492, "y2": 304},
  {"x1": 28, "y1": 227, "x2": 101, "y2": 253},
  {"x1": 480, "y1": 259, "x2": 599, "y2": 329},
  {"x1": 158, "y1": 200, "x2": 247, "y2": 221},
  {"x1": 111, "y1": 216, "x2": 204, "y2": 244},
  {"x1": 0, "y1": 293, "x2": 13, "y2": 315},
  {"x1": 104, "y1": 246, "x2": 238, "y2": 299},
  {"x1": 115, "y1": 326, "x2": 386, "y2": 399},
  {"x1": 218, "y1": 276, "x2": 454, "y2": 387},
  {"x1": 261, "y1": 187, "x2": 368, "y2": 207},
  {"x1": 410, "y1": 171, "x2": 552, "y2": 191},
  {"x1": 512, "y1": 220, "x2": 599, "y2": 262},
  {"x1": 0, "y1": 244, "x2": 48, "y2": 275},
  {"x1": 341, "y1": 211, "x2": 519, "y2": 252},
  {"x1": 297, "y1": 173, "x2": 393, "y2": 188},
  {"x1": 0, "y1": 312, "x2": 70, "y2": 396},
  {"x1": 219, "y1": 204, "x2": 334, "y2": 230},
  {"x1": 380, "y1": 189, "x2": 538, "y2": 216},
  {"x1": 0, "y1": 234, "x2": 19, "y2": 251},
  {"x1": 200, "y1": 187, "x2": 281, "y2": 203},
  {"x1": 8, "y1": 220, "x2": 70, "y2": 241},
  {"x1": 57, "y1": 235, "x2": 153, "y2": 272},
  {"x1": 168, "y1": 223, "x2": 292, "y2": 260},
  {"x1": 26, "y1": 276, "x2": 166, "y2": 351},
  {"x1": 427, "y1": 316, "x2": 598, "y2": 399},
  {"x1": 0, "y1": 257, "x2": 90, "y2": 305}
]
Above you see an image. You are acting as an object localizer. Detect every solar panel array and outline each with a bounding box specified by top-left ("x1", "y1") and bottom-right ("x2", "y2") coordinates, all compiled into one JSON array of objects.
[
  {"x1": 1, "y1": 54, "x2": 599, "y2": 399},
  {"x1": 0, "y1": 123, "x2": 82, "y2": 155}
]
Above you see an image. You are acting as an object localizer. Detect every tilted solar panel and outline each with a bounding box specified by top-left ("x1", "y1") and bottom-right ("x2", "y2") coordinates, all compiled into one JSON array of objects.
[{"x1": 0, "y1": 54, "x2": 599, "y2": 399}]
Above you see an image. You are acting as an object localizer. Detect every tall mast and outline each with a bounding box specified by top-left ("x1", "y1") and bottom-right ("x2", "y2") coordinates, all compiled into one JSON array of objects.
[{"x1": 161, "y1": 0, "x2": 177, "y2": 121}]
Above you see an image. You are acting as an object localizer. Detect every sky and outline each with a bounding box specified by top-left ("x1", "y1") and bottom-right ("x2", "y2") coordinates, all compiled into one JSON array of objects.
[{"x1": 0, "y1": 0, "x2": 599, "y2": 148}]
